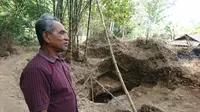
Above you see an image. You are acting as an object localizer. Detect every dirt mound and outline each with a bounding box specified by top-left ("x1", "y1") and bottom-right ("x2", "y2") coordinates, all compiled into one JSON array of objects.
[
  {"x1": 87, "y1": 35, "x2": 120, "y2": 46},
  {"x1": 83, "y1": 39, "x2": 197, "y2": 103},
  {"x1": 83, "y1": 36, "x2": 120, "y2": 58},
  {"x1": 138, "y1": 104, "x2": 164, "y2": 112},
  {"x1": 120, "y1": 39, "x2": 176, "y2": 60},
  {"x1": 95, "y1": 39, "x2": 181, "y2": 86},
  {"x1": 85, "y1": 38, "x2": 177, "y2": 60},
  {"x1": 73, "y1": 38, "x2": 200, "y2": 112}
]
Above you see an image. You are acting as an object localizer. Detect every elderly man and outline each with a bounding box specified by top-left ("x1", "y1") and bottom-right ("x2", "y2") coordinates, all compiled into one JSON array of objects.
[{"x1": 20, "y1": 13, "x2": 78, "y2": 112}]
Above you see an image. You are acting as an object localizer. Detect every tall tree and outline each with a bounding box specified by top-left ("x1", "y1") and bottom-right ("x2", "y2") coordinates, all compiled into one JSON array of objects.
[
  {"x1": 66, "y1": 0, "x2": 91, "y2": 61},
  {"x1": 143, "y1": 0, "x2": 175, "y2": 40},
  {"x1": 101, "y1": 0, "x2": 134, "y2": 38},
  {"x1": 96, "y1": 0, "x2": 137, "y2": 111},
  {"x1": 164, "y1": 22, "x2": 176, "y2": 39},
  {"x1": 0, "y1": 0, "x2": 52, "y2": 44},
  {"x1": 83, "y1": 0, "x2": 92, "y2": 61},
  {"x1": 52, "y1": 0, "x2": 68, "y2": 24}
]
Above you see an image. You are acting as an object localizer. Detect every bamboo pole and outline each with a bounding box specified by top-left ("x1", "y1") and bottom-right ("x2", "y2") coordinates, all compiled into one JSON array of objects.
[
  {"x1": 90, "y1": 76, "x2": 94, "y2": 102},
  {"x1": 95, "y1": 0, "x2": 137, "y2": 112},
  {"x1": 84, "y1": 0, "x2": 92, "y2": 60}
]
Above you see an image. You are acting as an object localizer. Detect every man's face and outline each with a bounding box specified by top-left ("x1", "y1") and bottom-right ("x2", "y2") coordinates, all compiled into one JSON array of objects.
[{"x1": 45, "y1": 21, "x2": 69, "y2": 52}]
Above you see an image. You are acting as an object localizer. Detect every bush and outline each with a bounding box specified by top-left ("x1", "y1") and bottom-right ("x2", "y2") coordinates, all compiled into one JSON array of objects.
[{"x1": 0, "y1": 32, "x2": 14, "y2": 57}]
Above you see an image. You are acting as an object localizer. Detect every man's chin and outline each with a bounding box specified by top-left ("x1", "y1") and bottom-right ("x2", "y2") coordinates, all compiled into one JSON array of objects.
[
  {"x1": 61, "y1": 45, "x2": 68, "y2": 51},
  {"x1": 62, "y1": 48, "x2": 68, "y2": 52},
  {"x1": 55, "y1": 48, "x2": 67, "y2": 53}
]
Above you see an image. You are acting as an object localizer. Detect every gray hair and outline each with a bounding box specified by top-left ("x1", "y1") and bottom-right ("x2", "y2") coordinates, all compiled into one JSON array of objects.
[{"x1": 35, "y1": 13, "x2": 59, "y2": 46}]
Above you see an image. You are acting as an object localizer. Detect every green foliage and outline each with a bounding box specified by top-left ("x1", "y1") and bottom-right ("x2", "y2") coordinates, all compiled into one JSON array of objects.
[
  {"x1": 98, "y1": 0, "x2": 135, "y2": 38},
  {"x1": 144, "y1": 0, "x2": 175, "y2": 24},
  {"x1": 128, "y1": 0, "x2": 176, "y2": 38},
  {"x1": 163, "y1": 21, "x2": 175, "y2": 39},
  {"x1": 0, "y1": 0, "x2": 52, "y2": 45},
  {"x1": 0, "y1": 0, "x2": 177, "y2": 46},
  {"x1": 187, "y1": 26, "x2": 200, "y2": 34},
  {"x1": 102, "y1": 0, "x2": 133, "y2": 25},
  {"x1": 193, "y1": 26, "x2": 200, "y2": 33}
]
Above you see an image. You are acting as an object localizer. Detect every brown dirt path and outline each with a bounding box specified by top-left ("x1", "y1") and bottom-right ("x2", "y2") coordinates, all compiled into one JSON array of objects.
[{"x1": 0, "y1": 52, "x2": 35, "y2": 112}]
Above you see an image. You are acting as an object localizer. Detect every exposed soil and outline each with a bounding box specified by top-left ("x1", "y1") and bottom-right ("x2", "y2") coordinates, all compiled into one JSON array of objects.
[
  {"x1": 1, "y1": 39, "x2": 200, "y2": 112},
  {"x1": 76, "y1": 38, "x2": 200, "y2": 112},
  {"x1": 0, "y1": 51, "x2": 35, "y2": 112}
]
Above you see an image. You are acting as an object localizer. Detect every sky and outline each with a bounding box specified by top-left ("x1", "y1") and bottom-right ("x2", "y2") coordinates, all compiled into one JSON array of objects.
[{"x1": 168, "y1": 0, "x2": 200, "y2": 28}]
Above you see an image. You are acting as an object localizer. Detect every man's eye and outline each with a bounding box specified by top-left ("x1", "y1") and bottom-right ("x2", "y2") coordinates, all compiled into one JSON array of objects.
[{"x1": 59, "y1": 31, "x2": 64, "y2": 34}]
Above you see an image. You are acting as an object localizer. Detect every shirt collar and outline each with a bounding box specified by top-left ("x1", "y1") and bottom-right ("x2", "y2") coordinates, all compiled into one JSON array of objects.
[{"x1": 38, "y1": 49, "x2": 65, "y2": 63}]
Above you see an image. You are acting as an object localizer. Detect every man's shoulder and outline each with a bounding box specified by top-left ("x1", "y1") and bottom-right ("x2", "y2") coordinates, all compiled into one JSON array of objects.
[
  {"x1": 27, "y1": 54, "x2": 44, "y2": 66},
  {"x1": 23, "y1": 53, "x2": 49, "y2": 71}
]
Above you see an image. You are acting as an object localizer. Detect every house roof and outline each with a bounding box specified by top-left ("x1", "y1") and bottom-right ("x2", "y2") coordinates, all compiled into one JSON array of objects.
[
  {"x1": 170, "y1": 40, "x2": 199, "y2": 46},
  {"x1": 175, "y1": 34, "x2": 200, "y2": 42},
  {"x1": 169, "y1": 34, "x2": 200, "y2": 46},
  {"x1": 188, "y1": 34, "x2": 200, "y2": 42}
]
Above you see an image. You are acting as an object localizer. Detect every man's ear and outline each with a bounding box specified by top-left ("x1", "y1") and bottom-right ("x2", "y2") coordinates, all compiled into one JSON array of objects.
[{"x1": 43, "y1": 32, "x2": 50, "y2": 43}]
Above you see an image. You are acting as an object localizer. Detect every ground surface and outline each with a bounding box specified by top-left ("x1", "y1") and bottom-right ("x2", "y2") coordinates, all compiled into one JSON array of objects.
[
  {"x1": 0, "y1": 52, "x2": 34, "y2": 112},
  {"x1": 1, "y1": 39, "x2": 200, "y2": 112}
]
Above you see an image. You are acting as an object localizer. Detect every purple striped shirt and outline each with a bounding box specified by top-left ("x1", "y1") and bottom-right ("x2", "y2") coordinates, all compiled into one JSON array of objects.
[{"x1": 20, "y1": 50, "x2": 78, "y2": 112}]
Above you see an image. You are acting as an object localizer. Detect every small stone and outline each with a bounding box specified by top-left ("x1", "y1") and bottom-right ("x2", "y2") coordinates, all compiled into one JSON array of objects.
[
  {"x1": 139, "y1": 104, "x2": 165, "y2": 112},
  {"x1": 135, "y1": 91, "x2": 142, "y2": 97}
]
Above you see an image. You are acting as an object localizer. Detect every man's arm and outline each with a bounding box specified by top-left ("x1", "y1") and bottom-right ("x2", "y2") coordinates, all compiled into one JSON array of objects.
[{"x1": 20, "y1": 67, "x2": 51, "y2": 112}]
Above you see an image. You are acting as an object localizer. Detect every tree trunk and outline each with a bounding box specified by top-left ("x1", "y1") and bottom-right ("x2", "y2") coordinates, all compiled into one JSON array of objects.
[
  {"x1": 171, "y1": 27, "x2": 175, "y2": 40},
  {"x1": 146, "y1": 27, "x2": 150, "y2": 44},
  {"x1": 59, "y1": 0, "x2": 64, "y2": 23},
  {"x1": 76, "y1": 34, "x2": 80, "y2": 60},
  {"x1": 84, "y1": 0, "x2": 92, "y2": 61},
  {"x1": 96, "y1": 0, "x2": 137, "y2": 112},
  {"x1": 36, "y1": 0, "x2": 42, "y2": 15},
  {"x1": 66, "y1": 0, "x2": 91, "y2": 62},
  {"x1": 65, "y1": 0, "x2": 73, "y2": 62},
  {"x1": 146, "y1": 21, "x2": 152, "y2": 44},
  {"x1": 122, "y1": 27, "x2": 125, "y2": 40},
  {"x1": 109, "y1": 20, "x2": 114, "y2": 37},
  {"x1": 66, "y1": 0, "x2": 90, "y2": 61},
  {"x1": 62, "y1": 1, "x2": 68, "y2": 23},
  {"x1": 55, "y1": 0, "x2": 63, "y2": 22},
  {"x1": 55, "y1": 0, "x2": 60, "y2": 18},
  {"x1": 52, "y1": 0, "x2": 56, "y2": 16}
]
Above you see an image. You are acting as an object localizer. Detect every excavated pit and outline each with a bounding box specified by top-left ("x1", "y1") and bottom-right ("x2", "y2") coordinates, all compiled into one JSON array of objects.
[
  {"x1": 85, "y1": 39, "x2": 194, "y2": 104},
  {"x1": 73, "y1": 38, "x2": 200, "y2": 112},
  {"x1": 89, "y1": 71, "x2": 124, "y2": 103},
  {"x1": 90, "y1": 92, "x2": 112, "y2": 103}
]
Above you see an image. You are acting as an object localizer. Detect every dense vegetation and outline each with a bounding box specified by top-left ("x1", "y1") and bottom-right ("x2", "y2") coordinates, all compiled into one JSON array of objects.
[{"x1": 1, "y1": 0, "x2": 200, "y2": 57}]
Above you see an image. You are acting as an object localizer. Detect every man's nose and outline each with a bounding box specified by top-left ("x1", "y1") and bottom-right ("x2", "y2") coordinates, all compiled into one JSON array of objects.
[{"x1": 64, "y1": 34, "x2": 69, "y2": 41}]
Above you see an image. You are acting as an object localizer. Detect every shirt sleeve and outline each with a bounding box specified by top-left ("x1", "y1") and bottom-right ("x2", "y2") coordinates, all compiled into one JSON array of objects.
[{"x1": 20, "y1": 67, "x2": 51, "y2": 112}]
